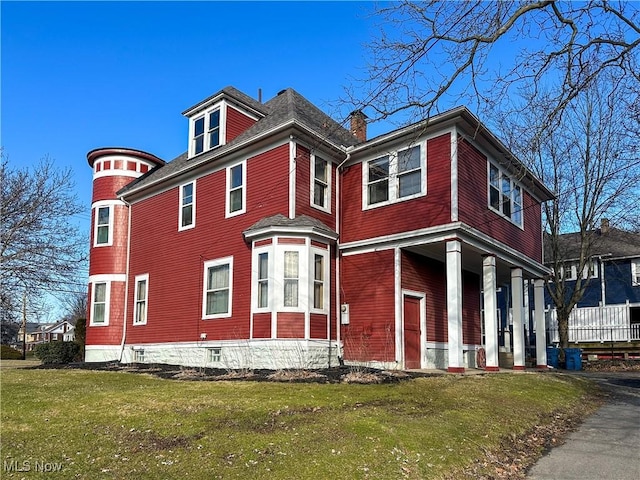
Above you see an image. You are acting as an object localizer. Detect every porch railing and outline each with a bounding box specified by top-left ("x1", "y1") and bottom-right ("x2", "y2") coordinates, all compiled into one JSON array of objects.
[{"x1": 547, "y1": 303, "x2": 640, "y2": 343}]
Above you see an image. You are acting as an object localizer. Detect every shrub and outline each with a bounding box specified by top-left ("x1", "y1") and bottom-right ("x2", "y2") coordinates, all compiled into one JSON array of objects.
[
  {"x1": 1, "y1": 345, "x2": 23, "y2": 360},
  {"x1": 34, "y1": 342, "x2": 80, "y2": 364}
]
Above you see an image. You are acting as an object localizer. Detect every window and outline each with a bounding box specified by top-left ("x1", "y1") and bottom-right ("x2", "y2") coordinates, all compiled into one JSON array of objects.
[
  {"x1": 632, "y1": 260, "x2": 640, "y2": 287},
  {"x1": 179, "y1": 182, "x2": 195, "y2": 230},
  {"x1": 133, "y1": 349, "x2": 145, "y2": 363},
  {"x1": 582, "y1": 260, "x2": 598, "y2": 279},
  {"x1": 192, "y1": 108, "x2": 221, "y2": 156},
  {"x1": 203, "y1": 257, "x2": 233, "y2": 318},
  {"x1": 488, "y1": 164, "x2": 523, "y2": 226},
  {"x1": 313, "y1": 254, "x2": 324, "y2": 309},
  {"x1": 364, "y1": 144, "x2": 425, "y2": 208},
  {"x1": 257, "y1": 252, "x2": 269, "y2": 308},
  {"x1": 284, "y1": 251, "x2": 299, "y2": 307},
  {"x1": 91, "y1": 282, "x2": 108, "y2": 325},
  {"x1": 226, "y1": 161, "x2": 246, "y2": 216},
  {"x1": 367, "y1": 156, "x2": 390, "y2": 205},
  {"x1": 134, "y1": 274, "x2": 148, "y2": 325},
  {"x1": 312, "y1": 155, "x2": 330, "y2": 210},
  {"x1": 95, "y1": 206, "x2": 111, "y2": 246},
  {"x1": 207, "y1": 347, "x2": 222, "y2": 363},
  {"x1": 397, "y1": 146, "x2": 421, "y2": 198}
]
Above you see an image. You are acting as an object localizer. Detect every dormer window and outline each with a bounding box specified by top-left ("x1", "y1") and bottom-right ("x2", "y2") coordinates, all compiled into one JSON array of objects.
[{"x1": 190, "y1": 106, "x2": 223, "y2": 157}]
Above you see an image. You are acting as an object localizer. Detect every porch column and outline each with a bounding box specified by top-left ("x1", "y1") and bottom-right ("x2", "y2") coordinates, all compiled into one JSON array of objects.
[
  {"x1": 511, "y1": 268, "x2": 526, "y2": 370},
  {"x1": 483, "y1": 255, "x2": 500, "y2": 371},
  {"x1": 446, "y1": 240, "x2": 464, "y2": 373},
  {"x1": 534, "y1": 279, "x2": 548, "y2": 368}
]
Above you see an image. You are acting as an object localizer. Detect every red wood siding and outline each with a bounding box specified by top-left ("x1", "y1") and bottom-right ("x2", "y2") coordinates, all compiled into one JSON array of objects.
[
  {"x1": 462, "y1": 271, "x2": 482, "y2": 345},
  {"x1": 457, "y1": 139, "x2": 543, "y2": 262},
  {"x1": 294, "y1": 145, "x2": 337, "y2": 230},
  {"x1": 310, "y1": 313, "x2": 327, "y2": 339},
  {"x1": 226, "y1": 106, "x2": 258, "y2": 143},
  {"x1": 89, "y1": 204, "x2": 129, "y2": 276},
  {"x1": 277, "y1": 313, "x2": 305, "y2": 338},
  {"x1": 401, "y1": 250, "x2": 447, "y2": 343},
  {"x1": 124, "y1": 144, "x2": 291, "y2": 345},
  {"x1": 340, "y1": 134, "x2": 452, "y2": 243},
  {"x1": 252, "y1": 313, "x2": 271, "y2": 338},
  {"x1": 341, "y1": 250, "x2": 396, "y2": 361},
  {"x1": 401, "y1": 250, "x2": 481, "y2": 345},
  {"x1": 278, "y1": 237, "x2": 306, "y2": 245},
  {"x1": 92, "y1": 176, "x2": 135, "y2": 203}
]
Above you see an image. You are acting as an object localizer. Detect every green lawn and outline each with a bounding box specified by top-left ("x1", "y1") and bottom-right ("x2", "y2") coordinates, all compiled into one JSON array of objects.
[{"x1": 0, "y1": 369, "x2": 599, "y2": 479}]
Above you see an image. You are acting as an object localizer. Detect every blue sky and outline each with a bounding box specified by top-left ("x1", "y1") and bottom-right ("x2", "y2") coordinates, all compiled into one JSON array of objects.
[
  {"x1": 2, "y1": 1, "x2": 382, "y2": 316},
  {"x1": 2, "y1": 0, "x2": 378, "y2": 221}
]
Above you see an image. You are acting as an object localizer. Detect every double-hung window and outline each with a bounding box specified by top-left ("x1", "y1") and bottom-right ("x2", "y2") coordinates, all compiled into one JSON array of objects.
[
  {"x1": 631, "y1": 260, "x2": 640, "y2": 286},
  {"x1": 91, "y1": 282, "x2": 109, "y2": 325},
  {"x1": 226, "y1": 161, "x2": 246, "y2": 216},
  {"x1": 203, "y1": 257, "x2": 233, "y2": 318},
  {"x1": 365, "y1": 143, "x2": 425, "y2": 208},
  {"x1": 257, "y1": 252, "x2": 269, "y2": 308},
  {"x1": 95, "y1": 206, "x2": 111, "y2": 246},
  {"x1": 313, "y1": 254, "x2": 325, "y2": 310},
  {"x1": 193, "y1": 108, "x2": 221, "y2": 156},
  {"x1": 283, "y1": 251, "x2": 299, "y2": 307},
  {"x1": 489, "y1": 163, "x2": 523, "y2": 226},
  {"x1": 134, "y1": 274, "x2": 148, "y2": 325},
  {"x1": 312, "y1": 155, "x2": 330, "y2": 211},
  {"x1": 179, "y1": 182, "x2": 195, "y2": 230}
]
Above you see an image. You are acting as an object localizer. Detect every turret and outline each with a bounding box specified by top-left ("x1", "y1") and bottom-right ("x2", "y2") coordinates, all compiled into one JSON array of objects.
[{"x1": 85, "y1": 147, "x2": 164, "y2": 362}]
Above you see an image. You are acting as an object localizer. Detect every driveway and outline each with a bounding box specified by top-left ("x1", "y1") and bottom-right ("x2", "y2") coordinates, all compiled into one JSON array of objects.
[{"x1": 527, "y1": 371, "x2": 640, "y2": 480}]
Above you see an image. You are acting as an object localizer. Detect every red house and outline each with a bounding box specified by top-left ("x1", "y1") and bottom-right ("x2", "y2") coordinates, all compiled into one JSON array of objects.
[{"x1": 86, "y1": 86, "x2": 554, "y2": 372}]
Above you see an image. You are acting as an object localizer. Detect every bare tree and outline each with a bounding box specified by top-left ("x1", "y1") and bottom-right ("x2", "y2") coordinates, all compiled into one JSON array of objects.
[
  {"x1": 349, "y1": 1, "x2": 639, "y2": 133},
  {"x1": 61, "y1": 291, "x2": 88, "y2": 322},
  {"x1": 0, "y1": 154, "x2": 87, "y2": 320},
  {"x1": 499, "y1": 73, "x2": 640, "y2": 348}
]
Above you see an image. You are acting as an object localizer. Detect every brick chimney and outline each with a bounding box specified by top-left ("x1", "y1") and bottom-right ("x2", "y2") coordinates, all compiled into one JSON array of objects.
[
  {"x1": 601, "y1": 218, "x2": 610, "y2": 234},
  {"x1": 350, "y1": 110, "x2": 367, "y2": 142}
]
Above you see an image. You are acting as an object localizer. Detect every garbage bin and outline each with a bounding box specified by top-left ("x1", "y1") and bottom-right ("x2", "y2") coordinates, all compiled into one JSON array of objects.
[
  {"x1": 565, "y1": 348, "x2": 582, "y2": 371},
  {"x1": 546, "y1": 347, "x2": 559, "y2": 368}
]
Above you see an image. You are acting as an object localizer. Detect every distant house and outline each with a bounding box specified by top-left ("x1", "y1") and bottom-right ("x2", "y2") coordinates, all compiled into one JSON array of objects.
[
  {"x1": 545, "y1": 220, "x2": 640, "y2": 345},
  {"x1": 85, "y1": 86, "x2": 554, "y2": 372},
  {"x1": 18, "y1": 320, "x2": 76, "y2": 351}
]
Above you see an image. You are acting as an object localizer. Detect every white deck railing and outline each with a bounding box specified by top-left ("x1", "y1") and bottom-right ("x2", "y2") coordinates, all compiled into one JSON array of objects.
[{"x1": 547, "y1": 303, "x2": 640, "y2": 343}]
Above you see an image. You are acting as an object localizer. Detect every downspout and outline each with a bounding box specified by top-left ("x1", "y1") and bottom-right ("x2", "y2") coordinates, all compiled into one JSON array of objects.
[
  {"x1": 335, "y1": 148, "x2": 352, "y2": 362},
  {"x1": 119, "y1": 198, "x2": 132, "y2": 362}
]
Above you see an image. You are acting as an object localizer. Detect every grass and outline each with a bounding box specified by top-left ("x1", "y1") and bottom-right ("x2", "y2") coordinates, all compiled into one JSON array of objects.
[{"x1": 0, "y1": 368, "x2": 599, "y2": 479}]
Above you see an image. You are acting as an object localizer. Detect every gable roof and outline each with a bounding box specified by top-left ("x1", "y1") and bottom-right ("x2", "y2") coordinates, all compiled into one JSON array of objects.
[
  {"x1": 544, "y1": 226, "x2": 640, "y2": 262},
  {"x1": 118, "y1": 88, "x2": 359, "y2": 198}
]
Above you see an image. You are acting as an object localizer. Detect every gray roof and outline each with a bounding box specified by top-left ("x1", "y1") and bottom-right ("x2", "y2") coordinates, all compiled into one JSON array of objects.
[
  {"x1": 243, "y1": 214, "x2": 337, "y2": 239},
  {"x1": 182, "y1": 85, "x2": 268, "y2": 117},
  {"x1": 118, "y1": 88, "x2": 359, "y2": 197},
  {"x1": 544, "y1": 227, "x2": 640, "y2": 262}
]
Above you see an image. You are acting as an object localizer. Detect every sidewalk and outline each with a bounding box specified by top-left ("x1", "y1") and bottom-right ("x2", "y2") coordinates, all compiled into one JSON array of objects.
[{"x1": 527, "y1": 372, "x2": 640, "y2": 480}]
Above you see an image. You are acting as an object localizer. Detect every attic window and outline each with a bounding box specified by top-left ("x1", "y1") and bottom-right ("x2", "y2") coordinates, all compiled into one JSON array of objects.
[{"x1": 191, "y1": 107, "x2": 222, "y2": 156}]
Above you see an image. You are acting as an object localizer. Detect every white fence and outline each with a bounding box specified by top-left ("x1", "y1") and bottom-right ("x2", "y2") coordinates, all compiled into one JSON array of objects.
[{"x1": 547, "y1": 303, "x2": 640, "y2": 343}]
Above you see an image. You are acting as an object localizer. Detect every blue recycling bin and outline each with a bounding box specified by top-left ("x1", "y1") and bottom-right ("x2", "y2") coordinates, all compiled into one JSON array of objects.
[
  {"x1": 546, "y1": 347, "x2": 559, "y2": 368},
  {"x1": 565, "y1": 348, "x2": 582, "y2": 371}
]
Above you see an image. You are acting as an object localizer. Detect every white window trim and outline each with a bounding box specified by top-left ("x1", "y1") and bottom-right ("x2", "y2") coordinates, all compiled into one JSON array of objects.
[
  {"x1": 311, "y1": 153, "x2": 331, "y2": 213},
  {"x1": 310, "y1": 247, "x2": 330, "y2": 314},
  {"x1": 362, "y1": 142, "x2": 426, "y2": 210},
  {"x1": 226, "y1": 160, "x2": 247, "y2": 218},
  {"x1": 202, "y1": 256, "x2": 233, "y2": 319},
  {"x1": 582, "y1": 260, "x2": 598, "y2": 280},
  {"x1": 631, "y1": 259, "x2": 640, "y2": 287},
  {"x1": 252, "y1": 246, "x2": 273, "y2": 313},
  {"x1": 188, "y1": 102, "x2": 227, "y2": 158},
  {"x1": 487, "y1": 162, "x2": 524, "y2": 229},
  {"x1": 178, "y1": 181, "x2": 196, "y2": 231},
  {"x1": 93, "y1": 204, "x2": 114, "y2": 247},
  {"x1": 133, "y1": 273, "x2": 149, "y2": 325},
  {"x1": 90, "y1": 281, "x2": 110, "y2": 326}
]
